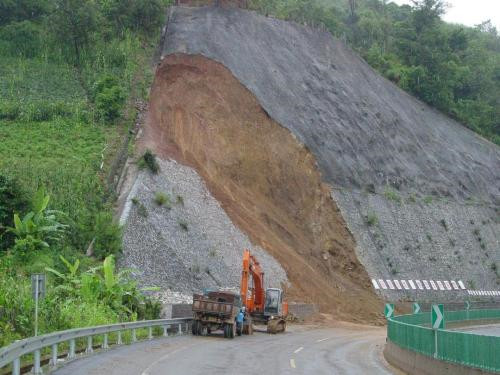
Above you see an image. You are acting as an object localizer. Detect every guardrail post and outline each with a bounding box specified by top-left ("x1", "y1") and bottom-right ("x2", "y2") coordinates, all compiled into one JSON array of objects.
[
  {"x1": 68, "y1": 339, "x2": 76, "y2": 359},
  {"x1": 86, "y1": 336, "x2": 93, "y2": 354},
  {"x1": 148, "y1": 327, "x2": 153, "y2": 340},
  {"x1": 50, "y1": 344, "x2": 58, "y2": 368},
  {"x1": 102, "y1": 334, "x2": 109, "y2": 349},
  {"x1": 33, "y1": 349, "x2": 42, "y2": 374},
  {"x1": 178, "y1": 323, "x2": 182, "y2": 335},
  {"x1": 163, "y1": 326, "x2": 168, "y2": 337},
  {"x1": 12, "y1": 358, "x2": 20, "y2": 375},
  {"x1": 131, "y1": 329, "x2": 137, "y2": 343},
  {"x1": 117, "y1": 331, "x2": 123, "y2": 345}
]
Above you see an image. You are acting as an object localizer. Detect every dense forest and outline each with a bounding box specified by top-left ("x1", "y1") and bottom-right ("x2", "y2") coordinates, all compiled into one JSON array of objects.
[{"x1": 249, "y1": 0, "x2": 500, "y2": 145}]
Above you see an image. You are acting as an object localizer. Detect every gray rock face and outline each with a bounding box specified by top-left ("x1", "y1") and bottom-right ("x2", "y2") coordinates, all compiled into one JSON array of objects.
[
  {"x1": 162, "y1": 6, "x2": 500, "y2": 299},
  {"x1": 120, "y1": 159, "x2": 288, "y2": 303}
]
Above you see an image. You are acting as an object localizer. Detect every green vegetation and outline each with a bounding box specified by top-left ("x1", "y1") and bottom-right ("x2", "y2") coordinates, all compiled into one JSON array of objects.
[
  {"x1": 0, "y1": 0, "x2": 170, "y2": 347},
  {"x1": 178, "y1": 220, "x2": 189, "y2": 231},
  {"x1": 383, "y1": 187, "x2": 401, "y2": 203},
  {"x1": 138, "y1": 150, "x2": 160, "y2": 174},
  {"x1": 249, "y1": 0, "x2": 500, "y2": 144},
  {"x1": 154, "y1": 192, "x2": 171, "y2": 207},
  {"x1": 365, "y1": 211, "x2": 379, "y2": 226},
  {"x1": 439, "y1": 218, "x2": 448, "y2": 231}
]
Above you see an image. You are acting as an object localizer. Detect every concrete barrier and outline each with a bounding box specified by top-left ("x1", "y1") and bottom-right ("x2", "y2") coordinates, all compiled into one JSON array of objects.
[{"x1": 384, "y1": 341, "x2": 492, "y2": 375}]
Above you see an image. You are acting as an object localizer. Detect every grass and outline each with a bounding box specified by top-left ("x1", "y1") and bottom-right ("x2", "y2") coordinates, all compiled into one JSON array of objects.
[
  {"x1": 383, "y1": 187, "x2": 401, "y2": 203},
  {"x1": 423, "y1": 196, "x2": 433, "y2": 204},
  {"x1": 365, "y1": 212, "x2": 378, "y2": 226},
  {"x1": 154, "y1": 192, "x2": 171, "y2": 207},
  {"x1": 0, "y1": 119, "x2": 107, "y2": 215}
]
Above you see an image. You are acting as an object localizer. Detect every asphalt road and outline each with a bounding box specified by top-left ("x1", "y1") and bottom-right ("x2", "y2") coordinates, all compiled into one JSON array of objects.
[
  {"x1": 53, "y1": 325, "x2": 396, "y2": 375},
  {"x1": 453, "y1": 323, "x2": 500, "y2": 337}
]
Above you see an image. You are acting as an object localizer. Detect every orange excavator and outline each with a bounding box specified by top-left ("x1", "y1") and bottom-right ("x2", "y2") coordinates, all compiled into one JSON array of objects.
[{"x1": 240, "y1": 249, "x2": 288, "y2": 334}]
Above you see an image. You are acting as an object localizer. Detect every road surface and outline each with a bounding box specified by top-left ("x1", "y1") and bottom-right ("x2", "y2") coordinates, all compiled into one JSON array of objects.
[
  {"x1": 53, "y1": 324, "x2": 396, "y2": 375},
  {"x1": 452, "y1": 323, "x2": 500, "y2": 337}
]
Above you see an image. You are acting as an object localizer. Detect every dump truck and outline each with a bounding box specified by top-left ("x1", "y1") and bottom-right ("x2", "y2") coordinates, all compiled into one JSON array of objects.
[{"x1": 192, "y1": 290, "x2": 243, "y2": 338}]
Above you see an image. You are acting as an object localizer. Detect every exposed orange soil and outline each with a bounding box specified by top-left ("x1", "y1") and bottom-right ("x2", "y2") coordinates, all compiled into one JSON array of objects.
[{"x1": 141, "y1": 54, "x2": 383, "y2": 323}]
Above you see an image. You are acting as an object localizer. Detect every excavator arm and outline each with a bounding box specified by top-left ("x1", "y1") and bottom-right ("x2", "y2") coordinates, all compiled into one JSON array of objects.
[{"x1": 240, "y1": 249, "x2": 265, "y2": 313}]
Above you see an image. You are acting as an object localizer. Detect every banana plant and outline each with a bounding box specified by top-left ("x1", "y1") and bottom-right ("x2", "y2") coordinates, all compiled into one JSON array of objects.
[{"x1": 8, "y1": 186, "x2": 67, "y2": 253}]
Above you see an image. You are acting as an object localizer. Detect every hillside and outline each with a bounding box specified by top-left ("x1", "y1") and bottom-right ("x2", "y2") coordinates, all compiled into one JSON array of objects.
[{"x1": 119, "y1": 4, "x2": 499, "y2": 322}]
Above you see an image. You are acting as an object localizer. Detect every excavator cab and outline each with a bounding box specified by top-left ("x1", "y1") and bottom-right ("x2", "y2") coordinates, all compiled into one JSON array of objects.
[{"x1": 264, "y1": 288, "x2": 283, "y2": 316}]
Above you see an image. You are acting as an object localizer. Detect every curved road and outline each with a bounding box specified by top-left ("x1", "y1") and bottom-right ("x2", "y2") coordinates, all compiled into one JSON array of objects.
[{"x1": 54, "y1": 324, "x2": 397, "y2": 375}]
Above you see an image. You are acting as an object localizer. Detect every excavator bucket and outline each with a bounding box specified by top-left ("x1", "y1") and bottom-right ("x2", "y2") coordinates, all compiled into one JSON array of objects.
[{"x1": 267, "y1": 318, "x2": 286, "y2": 334}]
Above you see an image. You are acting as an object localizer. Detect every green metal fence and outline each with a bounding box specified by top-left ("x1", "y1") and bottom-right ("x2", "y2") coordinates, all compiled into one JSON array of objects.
[{"x1": 387, "y1": 309, "x2": 500, "y2": 373}]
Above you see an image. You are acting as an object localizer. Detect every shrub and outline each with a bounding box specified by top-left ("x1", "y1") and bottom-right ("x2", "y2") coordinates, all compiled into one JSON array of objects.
[
  {"x1": 0, "y1": 20, "x2": 41, "y2": 58},
  {"x1": 154, "y1": 192, "x2": 171, "y2": 207},
  {"x1": 92, "y1": 211, "x2": 122, "y2": 260},
  {"x1": 423, "y1": 196, "x2": 433, "y2": 204},
  {"x1": 0, "y1": 102, "x2": 21, "y2": 120},
  {"x1": 96, "y1": 86, "x2": 125, "y2": 122},
  {"x1": 365, "y1": 212, "x2": 378, "y2": 226},
  {"x1": 383, "y1": 187, "x2": 401, "y2": 203},
  {"x1": 93, "y1": 75, "x2": 125, "y2": 122},
  {"x1": 178, "y1": 220, "x2": 188, "y2": 231},
  {"x1": 138, "y1": 150, "x2": 159, "y2": 174},
  {"x1": 0, "y1": 174, "x2": 28, "y2": 251}
]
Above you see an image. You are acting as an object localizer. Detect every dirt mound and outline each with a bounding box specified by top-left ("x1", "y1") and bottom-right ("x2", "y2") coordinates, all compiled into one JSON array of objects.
[{"x1": 142, "y1": 54, "x2": 383, "y2": 323}]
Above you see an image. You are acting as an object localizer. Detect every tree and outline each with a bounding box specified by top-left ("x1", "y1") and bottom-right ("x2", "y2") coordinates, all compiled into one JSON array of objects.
[
  {"x1": 0, "y1": 0, "x2": 50, "y2": 26},
  {"x1": 410, "y1": 0, "x2": 446, "y2": 34},
  {"x1": 50, "y1": 0, "x2": 98, "y2": 64}
]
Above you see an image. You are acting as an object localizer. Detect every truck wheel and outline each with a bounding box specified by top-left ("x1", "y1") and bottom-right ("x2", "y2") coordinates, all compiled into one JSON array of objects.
[
  {"x1": 230, "y1": 323, "x2": 236, "y2": 338},
  {"x1": 223, "y1": 324, "x2": 228, "y2": 338},
  {"x1": 192, "y1": 321, "x2": 198, "y2": 336}
]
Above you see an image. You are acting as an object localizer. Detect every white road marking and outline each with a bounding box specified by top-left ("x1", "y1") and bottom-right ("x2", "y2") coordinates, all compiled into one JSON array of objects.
[
  {"x1": 316, "y1": 337, "x2": 331, "y2": 343},
  {"x1": 294, "y1": 347, "x2": 303, "y2": 354},
  {"x1": 290, "y1": 358, "x2": 296, "y2": 369}
]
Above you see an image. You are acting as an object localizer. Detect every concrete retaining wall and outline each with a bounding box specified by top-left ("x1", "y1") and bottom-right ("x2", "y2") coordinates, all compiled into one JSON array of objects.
[
  {"x1": 288, "y1": 303, "x2": 319, "y2": 320},
  {"x1": 384, "y1": 341, "x2": 492, "y2": 375}
]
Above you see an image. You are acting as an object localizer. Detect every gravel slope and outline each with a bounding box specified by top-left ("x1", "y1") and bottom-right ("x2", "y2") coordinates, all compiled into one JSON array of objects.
[{"x1": 119, "y1": 159, "x2": 287, "y2": 303}]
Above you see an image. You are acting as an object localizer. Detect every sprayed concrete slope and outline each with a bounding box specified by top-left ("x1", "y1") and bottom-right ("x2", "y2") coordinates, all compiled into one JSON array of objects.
[{"x1": 158, "y1": 6, "x2": 500, "y2": 299}]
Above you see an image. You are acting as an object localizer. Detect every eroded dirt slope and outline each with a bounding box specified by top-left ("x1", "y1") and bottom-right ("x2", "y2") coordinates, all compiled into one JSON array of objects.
[{"x1": 142, "y1": 54, "x2": 382, "y2": 322}]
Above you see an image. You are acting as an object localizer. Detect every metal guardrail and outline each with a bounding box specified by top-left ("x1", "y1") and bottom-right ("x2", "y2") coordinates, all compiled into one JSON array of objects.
[
  {"x1": 0, "y1": 317, "x2": 192, "y2": 375},
  {"x1": 387, "y1": 309, "x2": 500, "y2": 373}
]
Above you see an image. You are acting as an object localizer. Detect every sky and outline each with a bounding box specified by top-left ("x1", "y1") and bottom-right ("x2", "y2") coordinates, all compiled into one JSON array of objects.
[{"x1": 389, "y1": 0, "x2": 500, "y2": 30}]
